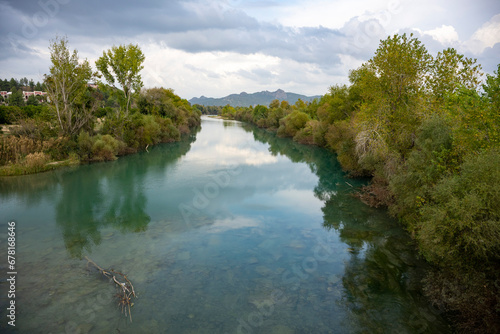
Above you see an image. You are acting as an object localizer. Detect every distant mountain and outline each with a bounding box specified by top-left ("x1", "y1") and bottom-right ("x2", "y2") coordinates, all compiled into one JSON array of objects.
[{"x1": 189, "y1": 89, "x2": 321, "y2": 107}]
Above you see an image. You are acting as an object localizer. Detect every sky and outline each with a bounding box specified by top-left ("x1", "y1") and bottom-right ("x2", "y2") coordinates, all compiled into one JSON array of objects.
[{"x1": 0, "y1": 0, "x2": 499, "y2": 100}]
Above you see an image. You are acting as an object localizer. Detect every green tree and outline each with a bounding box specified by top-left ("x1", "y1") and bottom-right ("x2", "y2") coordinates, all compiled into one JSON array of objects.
[
  {"x1": 8, "y1": 87, "x2": 25, "y2": 107},
  {"x1": 26, "y1": 95, "x2": 39, "y2": 106},
  {"x1": 95, "y1": 44, "x2": 145, "y2": 115},
  {"x1": 483, "y1": 63, "x2": 500, "y2": 111},
  {"x1": 428, "y1": 48, "x2": 482, "y2": 104},
  {"x1": 368, "y1": 33, "x2": 431, "y2": 115},
  {"x1": 1, "y1": 79, "x2": 9, "y2": 91},
  {"x1": 44, "y1": 36, "x2": 96, "y2": 137},
  {"x1": 9, "y1": 78, "x2": 18, "y2": 91},
  {"x1": 352, "y1": 34, "x2": 433, "y2": 172}
]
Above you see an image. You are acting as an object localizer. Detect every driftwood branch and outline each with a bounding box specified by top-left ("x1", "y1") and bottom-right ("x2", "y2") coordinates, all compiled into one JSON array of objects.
[{"x1": 85, "y1": 256, "x2": 137, "y2": 322}]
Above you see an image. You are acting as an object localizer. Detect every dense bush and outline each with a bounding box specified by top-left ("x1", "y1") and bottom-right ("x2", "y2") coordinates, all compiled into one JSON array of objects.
[
  {"x1": 77, "y1": 132, "x2": 125, "y2": 162},
  {"x1": 277, "y1": 110, "x2": 310, "y2": 138},
  {"x1": 417, "y1": 149, "x2": 500, "y2": 267},
  {"x1": 23, "y1": 152, "x2": 50, "y2": 172}
]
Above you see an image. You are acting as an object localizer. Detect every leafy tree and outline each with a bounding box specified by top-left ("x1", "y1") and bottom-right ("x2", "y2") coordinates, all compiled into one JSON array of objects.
[
  {"x1": 44, "y1": 36, "x2": 96, "y2": 137},
  {"x1": 428, "y1": 48, "x2": 483, "y2": 104},
  {"x1": 95, "y1": 44, "x2": 145, "y2": 115},
  {"x1": 19, "y1": 77, "x2": 29, "y2": 87},
  {"x1": 35, "y1": 81, "x2": 43, "y2": 91},
  {"x1": 9, "y1": 78, "x2": 18, "y2": 91},
  {"x1": 483, "y1": 63, "x2": 500, "y2": 111},
  {"x1": 368, "y1": 33, "x2": 431, "y2": 114},
  {"x1": 277, "y1": 110, "x2": 310, "y2": 138},
  {"x1": 26, "y1": 95, "x2": 39, "y2": 106},
  {"x1": 1, "y1": 79, "x2": 9, "y2": 91},
  {"x1": 8, "y1": 87, "x2": 25, "y2": 107}
]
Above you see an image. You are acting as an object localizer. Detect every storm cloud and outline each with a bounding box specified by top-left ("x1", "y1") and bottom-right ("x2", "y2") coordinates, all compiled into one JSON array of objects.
[{"x1": 0, "y1": 0, "x2": 499, "y2": 98}]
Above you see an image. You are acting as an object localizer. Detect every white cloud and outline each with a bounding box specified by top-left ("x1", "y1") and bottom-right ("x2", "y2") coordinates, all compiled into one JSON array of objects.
[
  {"x1": 466, "y1": 13, "x2": 500, "y2": 54},
  {"x1": 423, "y1": 25, "x2": 459, "y2": 45},
  {"x1": 260, "y1": 0, "x2": 402, "y2": 30},
  {"x1": 207, "y1": 216, "x2": 260, "y2": 233},
  {"x1": 215, "y1": 144, "x2": 279, "y2": 166}
]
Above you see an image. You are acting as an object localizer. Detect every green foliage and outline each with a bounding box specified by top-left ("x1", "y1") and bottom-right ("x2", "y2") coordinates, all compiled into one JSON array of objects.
[
  {"x1": 96, "y1": 44, "x2": 145, "y2": 115},
  {"x1": 101, "y1": 112, "x2": 182, "y2": 151},
  {"x1": 277, "y1": 110, "x2": 310, "y2": 137},
  {"x1": 252, "y1": 105, "x2": 268, "y2": 123},
  {"x1": 26, "y1": 95, "x2": 39, "y2": 106},
  {"x1": 220, "y1": 104, "x2": 236, "y2": 118},
  {"x1": 389, "y1": 115, "x2": 457, "y2": 225},
  {"x1": 293, "y1": 121, "x2": 315, "y2": 145},
  {"x1": 8, "y1": 88, "x2": 25, "y2": 107},
  {"x1": 428, "y1": 48, "x2": 483, "y2": 103},
  {"x1": 417, "y1": 149, "x2": 500, "y2": 267},
  {"x1": 77, "y1": 131, "x2": 125, "y2": 162},
  {"x1": 45, "y1": 36, "x2": 96, "y2": 137},
  {"x1": 317, "y1": 85, "x2": 353, "y2": 123},
  {"x1": 0, "y1": 106, "x2": 17, "y2": 124},
  {"x1": 417, "y1": 149, "x2": 500, "y2": 274},
  {"x1": 446, "y1": 87, "x2": 499, "y2": 154},
  {"x1": 483, "y1": 63, "x2": 500, "y2": 109},
  {"x1": 137, "y1": 87, "x2": 200, "y2": 131}
]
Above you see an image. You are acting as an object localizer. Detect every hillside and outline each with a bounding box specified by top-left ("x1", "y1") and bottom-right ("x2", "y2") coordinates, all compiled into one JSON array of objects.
[{"x1": 189, "y1": 89, "x2": 321, "y2": 107}]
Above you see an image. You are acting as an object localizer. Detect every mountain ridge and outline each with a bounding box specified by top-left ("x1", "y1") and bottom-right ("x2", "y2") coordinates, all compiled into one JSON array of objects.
[{"x1": 189, "y1": 89, "x2": 321, "y2": 107}]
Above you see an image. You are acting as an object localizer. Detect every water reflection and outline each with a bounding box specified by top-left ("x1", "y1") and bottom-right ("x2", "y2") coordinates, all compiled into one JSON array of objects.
[
  {"x1": 0, "y1": 120, "x2": 451, "y2": 333},
  {"x1": 245, "y1": 124, "x2": 449, "y2": 333},
  {"x1": 57, "y1": 131, "x2": 199, "y2": 257},
  {"x1": 0, "y1": 130, "x2": 199, "y2": 258}
]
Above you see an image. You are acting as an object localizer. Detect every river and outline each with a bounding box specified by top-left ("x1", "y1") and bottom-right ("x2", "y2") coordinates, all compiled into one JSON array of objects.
[{"x1": 0, "y1": 116, "x2": 450, "y2": 333}]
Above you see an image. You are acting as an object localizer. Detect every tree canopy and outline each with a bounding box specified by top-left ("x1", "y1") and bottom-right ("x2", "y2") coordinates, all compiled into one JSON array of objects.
[{"x1": 95, "y1": 44, "x2": 145, "y2": 115}]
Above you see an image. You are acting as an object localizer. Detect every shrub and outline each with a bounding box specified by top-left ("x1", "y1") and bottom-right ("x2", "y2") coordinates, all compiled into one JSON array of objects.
[
  {"x1": 389, "y1": 115, "x2": 456, "y2": 225},
  {"x1": 77, "y1": 132, "x2": 125, "y2": 162},
  {"x1": 277, "y1": 110, "x2": 310, "y2": 138},
  {"x1": 23, "y1": 152, "x2": 50, "y2": 172},
  {"x1": 417, "y1": 148, "x2": 500, "y2": 267},
  {"x1": 0, "y1": 105, "x2": 22, "y2": 124},
  {"x1": 293, "y1": 121, "x2": 315, "y2": 145},
  {"x1": 92, "y1": 134, "x2": 123, "y2": 161},
  {"x1": 156, "y1": 116, "x2": 180, "y2": 142},
  {"x1": 10, "y1": 118, "x2": 57, "y2": 140}
]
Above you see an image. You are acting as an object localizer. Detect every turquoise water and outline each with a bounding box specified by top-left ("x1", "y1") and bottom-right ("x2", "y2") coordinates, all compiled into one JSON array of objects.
[{"x1": 0, "y1": 117, "x2": 450, "y2": 333}]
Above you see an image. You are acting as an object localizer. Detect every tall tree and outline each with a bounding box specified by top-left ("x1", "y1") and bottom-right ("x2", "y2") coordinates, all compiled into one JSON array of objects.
[
  {"x1": 95, "y1": 44, "x2": 145, "y2": 115},
  {"x1": 353, "y1": 33, "x2": 433, "y2": 165},
  {"x1": 44, "y1": 36, "x2": 96, "y2": 137},
  {"x1": 9, "y1": 78, "x2": 18, "y2": 91},
  {"x1": 8, "y1": 87, "x2": 25, "y2": 107},
  {"x1": 428, "y1": 48, "x2": 483, "y2": 103},
  {"x1": 26, "y1": 95, "x2": 39, "y2": 106}
]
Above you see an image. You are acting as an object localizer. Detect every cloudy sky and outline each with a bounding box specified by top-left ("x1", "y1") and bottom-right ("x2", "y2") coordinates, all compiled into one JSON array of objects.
[{"x1": 0, "y1": 0, "x2": 499, "y2": 99}]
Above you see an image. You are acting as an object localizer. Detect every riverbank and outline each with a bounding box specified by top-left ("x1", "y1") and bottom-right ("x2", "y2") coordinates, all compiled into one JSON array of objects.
[
  {"x1": 225, "y1": 108, "x2": 499, "y2": 333},
  {"x1": 0, "y1": 88, "x2": 202, "y2": 177}
]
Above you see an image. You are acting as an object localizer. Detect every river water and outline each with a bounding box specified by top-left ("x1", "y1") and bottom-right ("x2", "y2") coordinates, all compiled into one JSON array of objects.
[{"x1": 0, "y1": 117, "x2": 450, "y2": 333}]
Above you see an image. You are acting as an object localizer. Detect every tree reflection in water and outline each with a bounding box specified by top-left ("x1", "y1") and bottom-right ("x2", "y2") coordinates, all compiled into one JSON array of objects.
[
  {"x1": 247, "y1": 124, "x2": 449, "y2": 333},
  {"x1": 53, "y1": 130, "x2": 199, "y2": 258}
]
